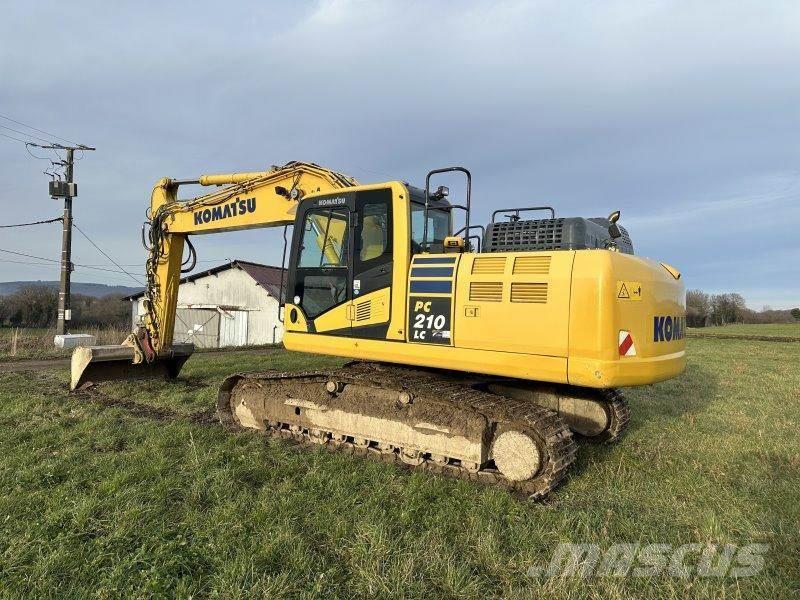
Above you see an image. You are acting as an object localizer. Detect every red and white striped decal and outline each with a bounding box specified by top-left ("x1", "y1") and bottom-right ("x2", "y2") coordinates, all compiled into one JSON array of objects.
[{"x1": 619, "y1": 330, "x2": 636, "y2": 356}]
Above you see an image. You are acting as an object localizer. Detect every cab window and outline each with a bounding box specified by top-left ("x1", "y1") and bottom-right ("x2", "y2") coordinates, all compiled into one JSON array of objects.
[
  {"x1": 410, "y1": 202, "x2": 451, "y2": 254},
  {"x1": 298, "y1": 208, "x2": 349, "y2": 267},
  {"x1": 360, "y1": 202, "x2": 389, "y2": 262},
  {"x1": 295, "y1": 207, "x2": 349, "y2": 318}
]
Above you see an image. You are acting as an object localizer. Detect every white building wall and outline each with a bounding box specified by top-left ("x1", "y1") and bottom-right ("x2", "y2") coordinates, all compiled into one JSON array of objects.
[{"x1": 130, "y1": 266, "x2": 284, "y2": 345}]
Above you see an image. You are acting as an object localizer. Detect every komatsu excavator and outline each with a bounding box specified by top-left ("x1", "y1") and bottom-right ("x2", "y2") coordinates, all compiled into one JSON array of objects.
[{"x1": 71, "y1": 161, "x2": 686, "y2": 499}]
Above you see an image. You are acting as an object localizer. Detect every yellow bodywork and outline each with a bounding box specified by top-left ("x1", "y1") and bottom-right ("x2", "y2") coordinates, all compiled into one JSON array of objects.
[
  {"x1": 284, "y1": 248, "x2": 685, "y2": 389},
  {"x1": 281, "y1": 184, "x2": 685, "y2": 389}
]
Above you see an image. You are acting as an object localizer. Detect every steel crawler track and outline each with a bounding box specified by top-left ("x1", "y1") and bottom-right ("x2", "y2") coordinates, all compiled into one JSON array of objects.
[{"x1": 218, "y1": 362, "x2": 580, "y2": 500}]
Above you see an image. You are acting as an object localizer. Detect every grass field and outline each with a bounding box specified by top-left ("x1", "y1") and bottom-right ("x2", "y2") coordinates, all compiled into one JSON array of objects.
[
  {"x1": 0, "y1": 327, "x2": 279, "y2": 363},
  {"x1": 0, "y1": 337, "x2": 798, "y2": 597},
  {"x1": 688, "y1": 323, "x2": 800, "y2": 339},
  {"x1": 0, "y1": 327, "x2": 129, "y2": 362}
]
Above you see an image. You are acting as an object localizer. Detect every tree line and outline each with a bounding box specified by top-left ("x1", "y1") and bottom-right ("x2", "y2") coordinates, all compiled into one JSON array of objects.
[
  {"x1": 0, "y1": 285, "x2": 129, "y2": 328},
  {"x1": 686, "y1": 289, "x2": 800, "y2": 327}
]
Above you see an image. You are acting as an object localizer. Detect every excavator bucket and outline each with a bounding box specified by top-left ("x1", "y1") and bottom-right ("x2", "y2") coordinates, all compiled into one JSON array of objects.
[{"x1": 70, "y1": 343, "x2": 194, "y2": 391}]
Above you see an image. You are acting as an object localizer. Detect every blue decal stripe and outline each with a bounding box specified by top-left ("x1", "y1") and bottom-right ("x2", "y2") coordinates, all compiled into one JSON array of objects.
[
  {"x1": 410, "y1": 280, "x2": 452, "y2": 294},
  {"x1": 410, "y1": 267, "x2": 454, "y2": 278},
  {"x1": 412, "y1": 257, "x2": 457, "y2": 264}
]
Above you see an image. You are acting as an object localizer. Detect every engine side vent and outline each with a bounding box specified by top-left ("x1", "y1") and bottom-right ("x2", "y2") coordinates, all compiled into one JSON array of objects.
[
  {"x1": 513, "y1": 255, "x2": 552, "y2": 275},
  {"x1": 469, "y1": 282, "x2": 503, "y2": 302},
  {"x1": 472, "y1": 256, "x2": 506, "y2": 275},
  {"x1": 355, "y1": 300, "x2": 371, "y2": 322},
  {"x1": 510, "y1": 282, "x2": 548, "y2": 303}
]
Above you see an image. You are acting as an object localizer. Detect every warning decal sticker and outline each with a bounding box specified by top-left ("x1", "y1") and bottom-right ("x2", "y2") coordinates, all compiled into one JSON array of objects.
[
  {"x1": 618, "y1": 330, "x2": 636, "y2": 356},
  {"x1": 617, "y1": 281, "x2": 642, "y2": 301}
]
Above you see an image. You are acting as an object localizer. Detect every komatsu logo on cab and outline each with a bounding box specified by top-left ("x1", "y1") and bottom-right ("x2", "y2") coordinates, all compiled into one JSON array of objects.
[
  {"x1": 654, "y1": 315, "x2": 686, "y2": 342},
  {"x1": 193, "y1": 197, "x2": 256, "y2": 225},
  {"x1": 317, "y1": 197, "x2": 346, "y2": 206}
]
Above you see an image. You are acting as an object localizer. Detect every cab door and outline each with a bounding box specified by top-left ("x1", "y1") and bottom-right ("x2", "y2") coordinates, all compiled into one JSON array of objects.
[
  {"x1": 350, "y1": 188, "x2": 393, "y2": 339},
  {"x1": 290, "y1": 196, "x2": 355, "y2": 334},
  {"x1": 287, "y1": 188, "x2": 394, "y2": 339}
]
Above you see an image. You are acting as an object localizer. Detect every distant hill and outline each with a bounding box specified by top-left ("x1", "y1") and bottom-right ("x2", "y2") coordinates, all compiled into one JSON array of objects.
[{"x1": 0, "y1": 280, "x2": 142, "y2": 298}]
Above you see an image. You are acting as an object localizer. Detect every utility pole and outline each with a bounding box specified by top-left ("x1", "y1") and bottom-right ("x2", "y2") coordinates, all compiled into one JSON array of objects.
[
  {"x1": 57, "y1": 147, "x2": 74, "y2": 336},
  {"x1": 32, "y1": 142, "x2": 95, "y2": 335}
]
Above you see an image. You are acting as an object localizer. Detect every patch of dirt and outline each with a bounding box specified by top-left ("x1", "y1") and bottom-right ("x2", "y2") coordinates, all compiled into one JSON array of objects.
[
  {"x1": 687, "y1": 333, "x2": 800, "y2": 342},
  {"x1": 188, "y1": 407, "x2": 218, "y2": 425},
  {"x1": 74, "y1": 385, "x2": 218, "y2": 427},
  {"x1": 0, "y1": 359, "x2": 70, "y2": 372}
]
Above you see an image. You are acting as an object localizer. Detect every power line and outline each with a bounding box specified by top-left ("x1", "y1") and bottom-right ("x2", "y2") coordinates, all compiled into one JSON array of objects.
[
  {"x1": 0, "y1": 124, "x2": 54, "y2": 145},
  {"x1": 77, "y1": 259, "x2": 232, "y2": 267},
  {"x1": 0, "y1": 260, "x2": 143, "y2": 287},
  {"x1": 77, "y1": 263, "x2": 141, "y2": 276},
  {"x1": 72, "y1": 221, "x2": 145, "y2": 286},
  {"x1": 0, "y1": 247, "x2": 143, "y2": 277},
  {"x1": 0, "y1": 246, "x2": 227, "y2": 271},
  {"x1": 0, "y1": 258, "x2": 54, "y2": 266},
  {"x1": 26, "y1": 144, "x2": 56, "y2": 161},
  {"x1": 0, "y1": 217, "x2": 62, "y2": 229},
  {"x1": 0, "y1": 114, "x2": 80, "y2": 146},
  {"x1": 0, "y1": 260, "x2": 132, "y2": 278},
  {"x1": 0, "y1": 247, "x2": 59, "y2": 263},
  {"x1": 0, "y1": 131, "x2": 33, "y2": 145}
]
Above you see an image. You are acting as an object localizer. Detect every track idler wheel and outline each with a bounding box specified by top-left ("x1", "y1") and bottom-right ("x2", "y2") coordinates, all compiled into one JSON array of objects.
[{"x1": 491, "y1": 430, "x2": 543, "y2": 482}]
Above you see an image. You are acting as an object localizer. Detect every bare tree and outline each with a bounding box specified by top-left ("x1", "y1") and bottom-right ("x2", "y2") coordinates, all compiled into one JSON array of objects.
[
  {"x1": 710, "y1": 293, "x2": 748, "y2": 325},
  {"x1": 686, "y1": 289, "x2": 711, "y2": 327}
]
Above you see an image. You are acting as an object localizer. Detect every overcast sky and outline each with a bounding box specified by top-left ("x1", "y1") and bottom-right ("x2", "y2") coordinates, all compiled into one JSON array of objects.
[{"x1": 1, "y1": 0, "x2": 798, "y2": 308}]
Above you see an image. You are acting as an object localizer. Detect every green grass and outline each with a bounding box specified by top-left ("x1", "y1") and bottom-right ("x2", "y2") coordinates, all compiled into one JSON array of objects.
[
  {"x1": 0, "y1": 326, "x2": 129, "y2": 362},
  {"x1": 0, "y1": 341, "x2": 798, "y2": 598},
  {"x1": 0, "y1": 325, "x2": 282, "y2": 363},
  {"x1": 689, "y1": 323, "x2": 800, "y2": 339}
]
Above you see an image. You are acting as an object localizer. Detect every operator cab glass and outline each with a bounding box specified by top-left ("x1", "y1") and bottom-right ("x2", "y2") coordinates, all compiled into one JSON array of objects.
[
  {"x1": 409, "y1": 187, "x2": 452, "y2": 254},
  {"x1": 298, "y1": 208, "x2": 349, "y2": 268},
  {"x1": 295, "y1": 207, "x2": 350, "y2": 318}
]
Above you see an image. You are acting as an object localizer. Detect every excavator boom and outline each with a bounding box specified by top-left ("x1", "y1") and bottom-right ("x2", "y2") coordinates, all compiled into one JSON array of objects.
[{"x1": 71, "y1": 161, "x2": 358, "y2": 390}]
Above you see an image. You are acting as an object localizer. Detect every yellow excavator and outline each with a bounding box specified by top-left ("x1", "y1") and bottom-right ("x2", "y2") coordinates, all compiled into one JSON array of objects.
[{"x1": 71, "y1": 161, "x2": 686, "y2": 499}]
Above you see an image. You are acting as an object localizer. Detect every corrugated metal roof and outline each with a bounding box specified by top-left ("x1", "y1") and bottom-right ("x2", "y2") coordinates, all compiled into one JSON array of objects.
[
  {"x1": 236, "y1": 261, "x2": 287, "y2": 301},
  {"x1": 123, "y1": 260, "x2": 286, "y2": 301}
]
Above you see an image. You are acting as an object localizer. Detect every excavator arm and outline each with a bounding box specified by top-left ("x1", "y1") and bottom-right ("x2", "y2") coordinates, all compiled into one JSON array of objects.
[{"x1": 71, "y1": 161, "x2": 357, "y2": 390}]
